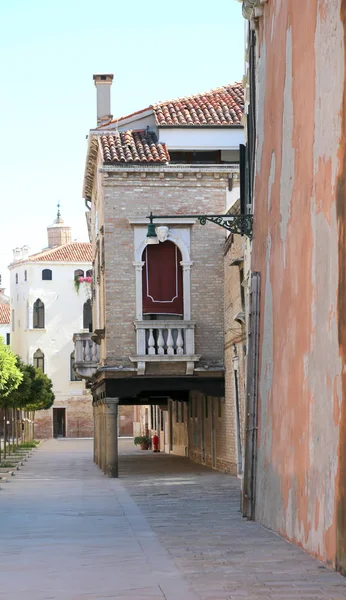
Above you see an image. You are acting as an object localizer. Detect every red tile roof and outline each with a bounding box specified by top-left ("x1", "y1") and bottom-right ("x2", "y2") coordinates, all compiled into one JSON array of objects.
[
  {"x1": 0, "y1": 303, "x2": 10, "y2": 325},
  {"x1": 153, "y1": 83, "x2": 244, "y2": 126},
  {"x1": 97, "y1": 83, "x2": 244, "y2": 129},
  {"x1": 28, "y1": 242, "x2": 92, "y2": 263},
  {"x1": 100, "y1": 130, "x2": 170, "y2": 163}
]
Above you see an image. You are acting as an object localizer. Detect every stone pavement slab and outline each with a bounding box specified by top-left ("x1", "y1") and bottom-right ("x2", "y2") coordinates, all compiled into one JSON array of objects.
[{"x1": 0, "y1": 438, "x2": 346, "y2": 600}]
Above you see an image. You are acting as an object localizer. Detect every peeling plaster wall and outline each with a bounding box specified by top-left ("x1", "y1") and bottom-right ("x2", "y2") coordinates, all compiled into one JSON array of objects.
[{"x1": 252, "y1": 0, "x2": 345, "y2": 570}]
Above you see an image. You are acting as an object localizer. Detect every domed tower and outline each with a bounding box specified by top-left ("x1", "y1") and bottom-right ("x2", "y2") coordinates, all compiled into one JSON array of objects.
[{"x1": 47, "y1": 203, "x2": 72, "y2": 248}]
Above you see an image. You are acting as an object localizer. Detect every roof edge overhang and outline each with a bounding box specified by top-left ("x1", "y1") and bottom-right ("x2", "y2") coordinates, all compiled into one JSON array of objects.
[
  {"x1": 8, "y1": 258, "x2": 92, "y2": 269},
  {"x1": 83, "y1": 134, "x2": 100, "y2": 201},
  {"x1": 100, "y1": 163, "x2": 239, "y2": 174},
  {"x1": 157, "y1": 123, "x2": 244, "y2": 129},
  {"x1": 94, "y1": 107, "x2": 154, "y2": 130}
]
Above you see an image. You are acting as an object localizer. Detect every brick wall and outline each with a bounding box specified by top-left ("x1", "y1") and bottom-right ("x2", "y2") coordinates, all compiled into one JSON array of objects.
[
  {"x1": 224, "y1": 235, "x2": 247, "y2": 475},
  {"x1": 34, "y1": 395, "x2": 93, "y2": 439},
  {"x1": 99, "y1": 169, "x2": 226, "y2": 369},
  {"x1": 119, "y1": 405, "x2": 134, "y2": 436}
]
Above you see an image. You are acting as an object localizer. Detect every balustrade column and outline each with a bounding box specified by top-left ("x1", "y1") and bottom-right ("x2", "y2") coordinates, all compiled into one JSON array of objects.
[{"x1": 181, "y1": 261, "x2": 193, "y2": 320}]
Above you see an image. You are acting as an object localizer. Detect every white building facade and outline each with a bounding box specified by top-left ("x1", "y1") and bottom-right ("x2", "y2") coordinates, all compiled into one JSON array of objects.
[{"x1": 9, "y1": 215, "x2": 94, "y2": 438}]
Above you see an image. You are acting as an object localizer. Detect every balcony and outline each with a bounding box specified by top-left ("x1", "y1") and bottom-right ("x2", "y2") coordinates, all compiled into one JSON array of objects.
[
  {"x1": 73, "y1": 333, "x2": 100, "y2": 381},
  {"x1": 130, "y1": 320, "x2": 200, "y2": 375}
]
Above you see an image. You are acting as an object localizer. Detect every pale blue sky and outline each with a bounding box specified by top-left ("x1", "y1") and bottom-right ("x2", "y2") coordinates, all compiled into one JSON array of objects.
[{"x1": 0, "y1": 0, "x2": 245, "y2": 290}]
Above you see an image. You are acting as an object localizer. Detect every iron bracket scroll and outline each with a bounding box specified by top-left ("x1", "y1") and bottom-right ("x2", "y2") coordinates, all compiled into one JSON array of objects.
[
  {"x1": 147, "y1": 213, "x2": 253, "y2": 240},
  {"x1": 197, "y1": 215, "x2": 253, "y2": 240}
]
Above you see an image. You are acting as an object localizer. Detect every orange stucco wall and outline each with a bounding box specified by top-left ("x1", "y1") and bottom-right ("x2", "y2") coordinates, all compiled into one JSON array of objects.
[{"x1": 252, "y1": 0, "x2": 346, "y2": 571}]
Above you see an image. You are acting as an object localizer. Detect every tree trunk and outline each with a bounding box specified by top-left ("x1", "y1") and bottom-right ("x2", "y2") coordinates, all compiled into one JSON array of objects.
[
  {"x1": 11, "y1": 408, "x2": 15, "y2": 453},
  {"x1": 4, "y1": 408, "x2": 7, "y2": 459},
  {"x1": 15, "y1": 409, "x2": 19, "y2": 449}
]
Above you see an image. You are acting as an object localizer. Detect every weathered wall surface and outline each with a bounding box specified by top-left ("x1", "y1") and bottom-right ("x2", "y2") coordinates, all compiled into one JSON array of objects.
[
  {"x1": 252, "y1": 0, "x2": 345, "y2": 570},
  {"x1": 224, "y1": 234, "x2": 247, "y2": 475}
]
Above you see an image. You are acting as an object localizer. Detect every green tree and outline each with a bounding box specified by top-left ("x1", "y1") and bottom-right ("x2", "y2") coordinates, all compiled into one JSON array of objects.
[
  {"x1": 0, "y1": 338, "x2": 22, "y2": 401},
  {"x1": 0, "y1": 339, "x2": 23, "y2": 458},
  {"x1": 26, "y1": 368, "x2": 55, "y2": 412}
]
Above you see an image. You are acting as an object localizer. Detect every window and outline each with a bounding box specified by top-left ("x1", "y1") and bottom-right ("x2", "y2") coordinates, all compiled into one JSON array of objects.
[
  {"x1": 33, "y1": 349, "x2": 44, "y2": 372},
  {"x1": 169, "y1": 151, "x2": 221, "y2": 164},
  {"x1": 6, "y1": 333, "x2": 10, "y2": 345},
  {"x1": 42, "y1": 269, "x2": 52, "y2": 281},
  {"x1": 74, "y1": 269, "x2": 84, "y2": 278},
  {"x1": 15, "y1": 273, "x2": 18, "y2": 284},
  {"x1": 83, "y1": 299, "x2": 92, "y2": 331},
  {"x1": 86, "y1": 269, "x2": 92, "y2": 277},
  {"x1": 33, "y1": 299, "x2": 45, "y2": 329},
  {"x1": 240, "y1": 268, "x2": 245, "y2": 313},
  {"x1": 24, "y1": 270, "x2": 27, "y2": 282},
  {"x1": 142, "y1": 241, "x2": 183, "y2": 316},
  {"x1": 12, "y1": 310, "x2": 14, "y2": 331},
  {"x1": 70, "y1": 352, "x2": 81, "y2": 381}
]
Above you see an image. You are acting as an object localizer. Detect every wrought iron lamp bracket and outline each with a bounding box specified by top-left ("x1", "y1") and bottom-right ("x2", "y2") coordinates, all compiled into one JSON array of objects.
[
  {"x1": 197, "y1": 215, "x2": 253, "y2": 240},
  {"x1": 146, "y1": 212, "x2": 253, "y2": 240}
]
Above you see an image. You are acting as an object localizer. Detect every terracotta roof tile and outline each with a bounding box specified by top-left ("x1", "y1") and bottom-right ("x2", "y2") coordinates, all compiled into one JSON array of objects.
[
  {"x1": 153, "y1": 83, "x2": 244, "y2": 126},
  {"x1": 100, "y1": 130, "x2": 170, "y2": 164},
  {"x1": 0, "y1": 304, "x2": 10, "y2": 325},
  {"x1": 28, "y1": 242, "x2": 92, "y2": 263},
  {"x1": 96, "y1": 83, "x2": 244, "y2": 130}
]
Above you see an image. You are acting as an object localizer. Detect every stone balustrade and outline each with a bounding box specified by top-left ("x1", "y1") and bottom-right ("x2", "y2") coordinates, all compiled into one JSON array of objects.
[
  {"x1": 73, "y1": 333, "x2": 99, "y2": 380},
  {"x1": 131, "y1": 320, "x2": 200, "y2": 375}
]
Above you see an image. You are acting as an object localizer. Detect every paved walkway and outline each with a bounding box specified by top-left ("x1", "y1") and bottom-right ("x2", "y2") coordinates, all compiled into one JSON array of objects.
[{"x1": 1, "y1": 440, "x2": 346, "y2": 600}]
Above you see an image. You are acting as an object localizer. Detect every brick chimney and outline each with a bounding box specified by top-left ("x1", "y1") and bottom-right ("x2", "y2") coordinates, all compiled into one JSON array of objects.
[{"x1": 93, "y1": 74, "x2": 113, "y2": 126}]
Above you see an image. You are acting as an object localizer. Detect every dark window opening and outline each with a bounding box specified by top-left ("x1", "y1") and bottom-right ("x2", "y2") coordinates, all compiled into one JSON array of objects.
[
  {"x1": 24, "y1": 270, "x2": 27, "y2": 281},
  {"x1": 33, "y1": 348, "x2": 44, "y2": 372},
  {"x1": 239, "y1": 267, "x2": 245, "y2": 313},
  {"x1": 169, "y1": 150, "x2": 222, "y2": 164},
  {"x1": 6, "y1": 333, "x2": 10, "y2": 345},
  {"x1": 74, "y1": 269, "x2": 84, "y2": 278},
  {"x1": 205, "y1": 395, "x2": 209, "y2": 419},
  {"x1": 86, "y1": 269, "x2": 92, "y2": 277},
  {"x1": 83, "y1": 299, "x2": 92, "y2": 331},
  {"x1": 42, "y1": 269, "x2": 52, "y2": 281},
  {"x1": 33, "y1": 299, "x2": 45, "y2": 329},
  {"x1": 180, "y1": 402, "x2": 184, "y2": 423},
  {"x1": 15, "y1": 273, "x2": 18, "y2": 284}
]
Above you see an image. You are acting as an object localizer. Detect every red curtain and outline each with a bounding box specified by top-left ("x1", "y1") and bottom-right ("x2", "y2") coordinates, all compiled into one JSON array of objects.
[{"x1": 142, "y1": 241, "x2": 183, "y2": 315}]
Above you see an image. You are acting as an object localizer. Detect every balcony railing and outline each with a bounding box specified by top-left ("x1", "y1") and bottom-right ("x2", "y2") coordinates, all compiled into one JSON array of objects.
[
  {"x1": 130, "y1": 320, "x2": 200, "y2": 375},
  {"x1": 73, "y1": 333, "x2": 99, "y2": 380}
]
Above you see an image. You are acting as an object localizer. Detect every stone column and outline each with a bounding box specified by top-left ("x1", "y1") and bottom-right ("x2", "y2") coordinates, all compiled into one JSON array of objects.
[
  {"x1": 97, "y1": 402, "x2": 102, "y2": 469},
  {"x1": 100, "y1": 403, "x2": 105, "y2": 472},
  {"x1": 93, "y1": 403, "x2": 96, "y2": 464},
  {"x1": 104, "y1": 398, "x2": 119, "y2": 478}
]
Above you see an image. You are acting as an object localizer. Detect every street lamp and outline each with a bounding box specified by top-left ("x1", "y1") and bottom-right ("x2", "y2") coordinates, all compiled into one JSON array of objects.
[{"x1": 145, "y1": 211, "x2": 253, "y2": 241}]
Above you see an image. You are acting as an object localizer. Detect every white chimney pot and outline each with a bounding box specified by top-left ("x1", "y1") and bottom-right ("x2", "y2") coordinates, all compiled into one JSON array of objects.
[{"x1": 93, "y1": 73, "x2": 114, "y2": 126}]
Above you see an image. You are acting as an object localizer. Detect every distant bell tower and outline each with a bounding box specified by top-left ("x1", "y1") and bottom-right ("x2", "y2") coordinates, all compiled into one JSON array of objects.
[{"x1": 47, "y1": 203, "x2": 72, "y2": 248}]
